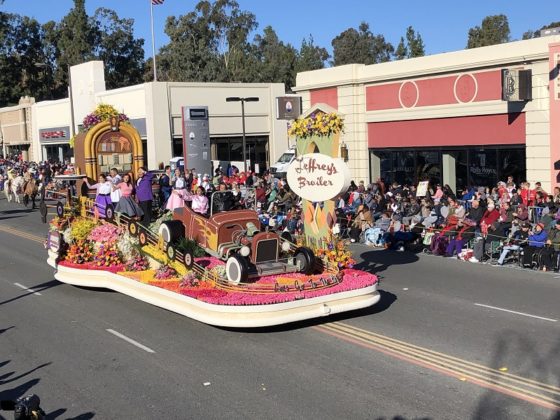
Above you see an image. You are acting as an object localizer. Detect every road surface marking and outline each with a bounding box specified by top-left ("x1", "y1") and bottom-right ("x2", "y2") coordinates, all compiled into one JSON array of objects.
[
  {"x1": 314, "y1": 321, "x2": 560, "y2": 411},
  {"x1": 106, "y1": 329, "x2": 155, "y2": 353},
  {"x1": 474, "y1": 303, "x2": 557, "y2": 323},
  {"x1": 0, "y1": 224, "x2": 44, "y2": 244},
  {"x1": 13, "y1": 282, "x2": 42, "y2": 296}
]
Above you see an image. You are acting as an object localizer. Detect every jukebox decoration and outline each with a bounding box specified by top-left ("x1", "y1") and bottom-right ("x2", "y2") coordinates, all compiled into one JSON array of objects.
[{"x1": 72, "y1": 104, "x2": 144, "y2": 181}]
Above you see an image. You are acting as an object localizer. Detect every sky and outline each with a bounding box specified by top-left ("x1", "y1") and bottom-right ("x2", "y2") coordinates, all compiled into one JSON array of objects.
[{"x1": 1, "y1": 0, "x2": 558, "y2": 60}]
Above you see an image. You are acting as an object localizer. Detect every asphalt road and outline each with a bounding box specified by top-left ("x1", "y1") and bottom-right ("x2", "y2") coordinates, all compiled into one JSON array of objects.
[{"x1": 1, "y1": 196, "x2": 560, "y2": 419}]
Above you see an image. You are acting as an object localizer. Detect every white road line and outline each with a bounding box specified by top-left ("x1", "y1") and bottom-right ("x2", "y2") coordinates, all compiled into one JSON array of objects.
[
  {"x1": 13, "y1": 282, "x2": 42, "y2": 296},
  {"x1": 474, "y1": 303, "x2": 557, "y2": 323},
  {"x1": 106, "y1": 329, "x2": 155, "y2": 353}
]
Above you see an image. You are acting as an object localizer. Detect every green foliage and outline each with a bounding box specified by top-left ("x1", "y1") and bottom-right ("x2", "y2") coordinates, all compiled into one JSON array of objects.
[
  {"x1": 253, "y1": 26, "x2": 298, "y2": 88},
  {"x1": 406, "y1": 26, "x2": 425, "y2": 58},
  {"x1": 395, "y1": 37, "x2": 407, "y2": 60},
  {"x1": 0, "y1": 0, "x2": 145, "y2": 105},
  {"x1": 176, "y1": 237, "x2": 206, "y2": 258},
  {"x1": 467, "y1": 14, "x2": 510, "y2": 49},
  {"x1": 331, "y1": 22, "x2": 394, "y2": 66},
  {"x1": 93, "y1": 8, "x2": 145, "y2": 89},
  {"x1": 522, "y1": 21, "x2": 560, "y2": 39},
  {"x1": 295, "y1": 35, "x2": 330, "y2": 73},
  {"x1": 158, "y1": 0, "x2": 257, "y2": 83}
]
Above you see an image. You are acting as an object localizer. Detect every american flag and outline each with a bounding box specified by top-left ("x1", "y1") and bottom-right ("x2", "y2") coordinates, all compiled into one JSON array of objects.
[{"x1": 152, "y1": 0, "x2": 164, "y2": 4}]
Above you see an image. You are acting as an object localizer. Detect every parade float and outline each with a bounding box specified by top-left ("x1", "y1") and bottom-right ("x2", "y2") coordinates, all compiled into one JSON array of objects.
[{"x1": 43, "y1": 104, "x2": 380, "y2": 328}]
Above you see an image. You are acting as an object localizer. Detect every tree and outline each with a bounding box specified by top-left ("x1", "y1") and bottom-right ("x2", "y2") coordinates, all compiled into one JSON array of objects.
[
  {"x1": 405, "y1": 26, "x2": 425, "y2": 58},
  {"x1": 467, "y1": 14, "x2": 510, "y2": 48},
  {"x1": 158, "y1": 0, "x2": 257, "y2": 83},
  {"x1": 93, "y1": 8, "x2": 145, "y2": 89},
  {"x1": 55, "y1": 0, "x2": 97, "y2": 85},
  {"x1": 522, "y1": 21, "x2": 560, "y2": 39},
  {"x1": 331, "y1": 22, "x2": 394, "y2": 66},
  {"x1": 295, "y1": 35, "x2": 329, "y2": 73},
  {"x1": 395, "y1": 37, "x2": 407, "y2": 60},
  {"x1": 394, "y1": 27, "x2": 425, "y2": 60},
  {"x1": 0, "y1": 12, "x2": 55, "y2": 105},
  {"x1": 253, "y1": 25, "x2": 297, "y2": 88}
]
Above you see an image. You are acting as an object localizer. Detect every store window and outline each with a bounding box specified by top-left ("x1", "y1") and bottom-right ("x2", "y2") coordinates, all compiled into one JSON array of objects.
[
  {"x1": 371, "y1": 147, "x2": 525, "y2": 189},
  {"x1": 211, "y1": 136, "x2": 269, "y2": 172},
  {"x1": 469, "y1": 149, "x2": 497, "y2": 187},
  {"x1": 416, "y1": 151, "x2": 441, "y2": 186},
  {"x1": 498, "y1": 148, "x2": 525, "y2": 186}
]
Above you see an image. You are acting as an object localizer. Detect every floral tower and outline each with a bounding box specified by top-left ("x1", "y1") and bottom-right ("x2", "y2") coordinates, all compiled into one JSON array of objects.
[{"x1": 287, "y1": 107, "x2": 350, "y2": 248}]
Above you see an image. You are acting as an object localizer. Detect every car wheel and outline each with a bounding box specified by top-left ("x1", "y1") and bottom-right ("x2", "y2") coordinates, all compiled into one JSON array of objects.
[
  {"x1": 294, "y1": 246, "x2": 315, "y2": 275},
  {"x1": 182, "y1": 250, "x2": 194, "y2": 269},
  {"x1": 166, "y1": 244, "x2": 176, "y2": 261},
  {"x1": 105, "y1": 204, "x2": 115, "y2": 222},
  {"x1": 128, "y1": 221, "x2": 139, "y2": 237},
  {"x1": 226, "y1": 254, "x2": 249, "y2": 285},
  {"x1": 56, "y1": 201, "x2": 64, "y2": 218},
  {"x1": 139, "y1": 231, "x2": 148, "y2": 247},
  {"x1": 159, "y1": 220, "x2": 184, "y2": 244}
]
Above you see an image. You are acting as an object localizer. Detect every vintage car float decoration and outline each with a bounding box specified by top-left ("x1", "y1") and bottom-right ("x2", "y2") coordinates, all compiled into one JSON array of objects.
[{"x1": 154, "y1": 194, "x2": 316, "y2": 284}]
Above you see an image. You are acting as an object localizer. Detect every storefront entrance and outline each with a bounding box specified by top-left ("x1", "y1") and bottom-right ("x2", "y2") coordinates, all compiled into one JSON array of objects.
[
  {"x1": 370, "y1": 146, "x2": 526, "y2": 190},
  {"x1": 42, "y1": 144, "x2": 72, "y2": 163}
]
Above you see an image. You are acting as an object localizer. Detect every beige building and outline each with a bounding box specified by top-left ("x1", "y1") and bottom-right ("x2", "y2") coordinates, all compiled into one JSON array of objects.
[
  {"x1": 29, "y1": 61, "x2": 289, "y2": 173},
  {"x1": 0, "y1": 96, "x2": 35, "y2": 161},
  {"x1": 294, "y1": 35, "x2": 560, "y2": 192}
]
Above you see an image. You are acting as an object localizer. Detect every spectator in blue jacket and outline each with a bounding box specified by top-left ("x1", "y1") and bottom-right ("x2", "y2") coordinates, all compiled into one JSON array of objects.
[{"x1": 522, "y1": 223, "x2": 547, "y2": 268}]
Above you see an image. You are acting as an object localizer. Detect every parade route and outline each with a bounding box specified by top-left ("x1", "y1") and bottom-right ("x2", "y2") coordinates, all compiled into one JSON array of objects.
[{"x1": 2, "y1": 199, "x2": 560, "y2": 419}]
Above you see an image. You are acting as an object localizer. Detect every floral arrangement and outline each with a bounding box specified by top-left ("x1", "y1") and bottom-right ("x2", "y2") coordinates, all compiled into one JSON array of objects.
[
  {"x1": 83, "y1": 104, "x2": 129, "y2": 131},
  {"x1": 125, "y1": 255, "x2": 150, "y2": 272},
  {"x1": 117, "y1": 232, "x2": 140, "y2": 260},
  {"x1": 69, "y1": 217, "x2": 98, "y2": 242},
  {"x1": 93, "y1": 242, "x2": 123, "y2": 267},
  {"x1": 69, "y1": 103, "x2": 129, "y2": 148},
  {"x1": 180, "y1": 272, "x2": 200, "y2": 288},
  {"x1": 50, "y1": 216, "x2": 70, "y2": 232},
  {"x1": 66, "y1": 240, "x2": 94, "y2": 264},
  {"x1": 287, "y1": 112, "x2": 344, "y2": 139},
  {"x1": 88, "y1": 223, "x2": 123, "y2": 244},
  {"x1": 315, "y1": 239, "x2": 355, "y2": 269},
  {"x1": 154, "y1": 264, "x2": 178, "y2": 280}
]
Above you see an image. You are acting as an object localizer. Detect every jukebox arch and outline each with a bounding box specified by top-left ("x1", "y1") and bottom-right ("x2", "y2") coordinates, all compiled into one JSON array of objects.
[{"x1": 82, "y1": 121, "x2": 144, "y2": 180}]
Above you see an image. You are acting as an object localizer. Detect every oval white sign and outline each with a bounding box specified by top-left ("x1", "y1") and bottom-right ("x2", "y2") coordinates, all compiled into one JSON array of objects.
[{"x1": 286, "y1": 153, "x2": 351, "y2": 202}]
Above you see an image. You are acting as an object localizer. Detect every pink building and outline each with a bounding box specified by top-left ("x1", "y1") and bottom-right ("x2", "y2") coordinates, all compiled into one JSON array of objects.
[{"x1": 294, "y1": 35, "x2": 560, "y2": 193}]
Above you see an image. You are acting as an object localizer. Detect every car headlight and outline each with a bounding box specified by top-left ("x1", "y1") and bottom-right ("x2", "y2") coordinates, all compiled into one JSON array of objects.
[
  {"x1": 281, "y1": 241, "x2": 291, "y2": 252},
  {"x1": 240, "y1": 245, "x2": 251, "y2": 257}
]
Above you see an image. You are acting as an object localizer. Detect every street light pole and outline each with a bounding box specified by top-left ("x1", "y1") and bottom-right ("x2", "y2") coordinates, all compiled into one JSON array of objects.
[
  {"x1": 226, "y1": 96, "x2": 259, "y2": 174},
  {"x1": 240, "y1": 99, "x2": 246, "y2": 173}
]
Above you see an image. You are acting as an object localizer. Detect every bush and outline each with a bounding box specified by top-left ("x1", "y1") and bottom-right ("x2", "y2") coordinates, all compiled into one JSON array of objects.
[{"x1": 176, "y1": 237, "x2": 206, "y2": 257}]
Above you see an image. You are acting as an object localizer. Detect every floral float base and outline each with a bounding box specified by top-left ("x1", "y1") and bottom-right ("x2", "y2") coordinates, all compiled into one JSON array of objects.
[{"x1": 47, "y1": 251, "x2": 380, "y2": 328}]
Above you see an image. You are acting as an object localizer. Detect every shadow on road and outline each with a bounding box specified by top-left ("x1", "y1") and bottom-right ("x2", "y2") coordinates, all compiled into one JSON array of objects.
[
  {"x1": 0, "y1": 208, "x2": 33, "y2": 215},
  {"x1": 353, "y1": 249, "x2": 420, "y2": 275},
  {"x1": 0, "y1": 215, "x2": 24, "y2": 221},
  {"x1": 472, "y1": 331, "x2": 560, "y2": 419},
  {"x1": 0, "y1": 330, "x2": 96, "y2": 419},
  {"x1": 226, "y1": 290, "x2": 397, "y2": 334},
  {"x1": 0, "y1": 280, "x2": 61, "y2": 306}
]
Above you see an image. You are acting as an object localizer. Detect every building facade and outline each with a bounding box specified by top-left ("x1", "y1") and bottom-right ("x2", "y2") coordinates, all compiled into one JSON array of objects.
[
  {"x1": 294, "y1": 36, "x2": 560, "y2": 193},
  {"x1": 29, "y1": 61, "x2": 289, "y2": 173},
  {"x1": 0, "y1": 96, "x2": 35, "y2": 161}
]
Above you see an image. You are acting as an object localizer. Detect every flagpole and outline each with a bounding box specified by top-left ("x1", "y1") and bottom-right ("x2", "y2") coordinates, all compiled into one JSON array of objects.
[{"x1": 150, "y1": 0, "x2": 158, "y2": 81}]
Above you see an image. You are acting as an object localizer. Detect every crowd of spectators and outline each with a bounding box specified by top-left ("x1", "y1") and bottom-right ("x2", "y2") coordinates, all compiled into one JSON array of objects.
[
  {"x1": 3, "y1": 156, "x2": 560, "y2": 272},
  {"x1": 341, "y1": 176, "x2": 560, "y2": 272}
]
